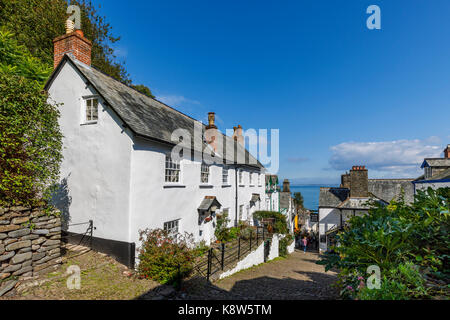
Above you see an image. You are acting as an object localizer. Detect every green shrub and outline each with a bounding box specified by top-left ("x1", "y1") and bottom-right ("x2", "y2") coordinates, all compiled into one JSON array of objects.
[
  {"x1": 137, "y1": 229, "x2": 196, "y2": 288},
  {"x1": 215, "y1": 212, "x2": 239, "y2": 243},
  {"x1": 279, "y1": 234, "x2": 294, "y2": 257},
  {"x1": 357, "y1": 263, "x2": 429, "y2": 300},
  {"x1": 317, "y1": 187, "x2": 450, "y2": 299},
  {"x1": 0, "y1": 72, "x2": 62, "y2": 205},
  {"x1": 254, "y1": 211, "x2": 289, "y2": 235}
]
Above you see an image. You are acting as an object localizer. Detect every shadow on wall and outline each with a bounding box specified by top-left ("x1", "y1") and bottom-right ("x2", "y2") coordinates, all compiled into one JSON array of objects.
[
  {"x1": 319, "y1": 209, "x2": 340, "y2": 233},
  {"x1": 51, "y1": 175, "x2": 72, "y2": 230}
]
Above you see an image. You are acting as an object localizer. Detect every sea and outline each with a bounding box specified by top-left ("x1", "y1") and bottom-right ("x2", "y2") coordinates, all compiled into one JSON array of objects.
[{"x1": 289, "y1": 185, "x2": 339, "y2": 211}]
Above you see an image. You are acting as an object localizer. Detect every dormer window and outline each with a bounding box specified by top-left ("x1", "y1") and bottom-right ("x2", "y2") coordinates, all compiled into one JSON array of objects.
[{"x1": 84, "y1": 97, "x2": 98, "y2": 123}]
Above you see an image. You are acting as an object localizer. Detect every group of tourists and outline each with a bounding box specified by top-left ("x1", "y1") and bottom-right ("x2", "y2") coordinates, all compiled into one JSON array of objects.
[{"x1": 295, "y1": 232, "x2": 318, "y2": 253}]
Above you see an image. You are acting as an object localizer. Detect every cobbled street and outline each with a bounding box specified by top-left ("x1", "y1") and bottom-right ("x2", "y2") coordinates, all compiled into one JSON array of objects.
[{"x1": 166, "y1": 249, "x2": 339, "y2": 300}]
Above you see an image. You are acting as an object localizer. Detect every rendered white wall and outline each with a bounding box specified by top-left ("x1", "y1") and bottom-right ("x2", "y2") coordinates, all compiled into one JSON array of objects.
[
  {"x1": 128, "y1": 137, "x2": 266, "y2": 251},
  {"x1": 219, "y1": 240, "x2": 265, "y2": 279},
  {"x1": 287, "y1": 238, "x2": 295, "y2": 254},
  {"x1": 48, "y1": 62, "x2": 133, "y2": 242},
  {"x1": 318, "y1": 207, "x2": 340, "y2": 252},
  {"x1": 267, "y1": 234, "x2": 279, "y2": 261}
]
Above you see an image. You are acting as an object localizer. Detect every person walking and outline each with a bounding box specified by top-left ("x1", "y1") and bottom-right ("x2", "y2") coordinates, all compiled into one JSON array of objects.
[{"x1": 302, "y1": 236, "x2": 308, "y2": 253}]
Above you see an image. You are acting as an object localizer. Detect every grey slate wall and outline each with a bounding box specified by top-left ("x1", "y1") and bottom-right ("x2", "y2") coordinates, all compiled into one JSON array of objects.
[{"x1": 0, "y1": 205, "x2": 62, "y2": 297}]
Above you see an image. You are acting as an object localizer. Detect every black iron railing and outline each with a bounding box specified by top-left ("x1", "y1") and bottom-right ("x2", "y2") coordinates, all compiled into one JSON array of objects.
[
  {"x1": 193, "y1": 226, "x2": 272, "y2": 282},
  {"x1": 61, "y1": 220, "x2": 94, "y2": 248}
]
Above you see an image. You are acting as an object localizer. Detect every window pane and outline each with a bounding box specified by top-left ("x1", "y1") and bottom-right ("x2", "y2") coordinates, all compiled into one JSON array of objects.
[
  {"x1": 165, "y1": 155, "x2": 180, "y2": 183},
  {"x1": 92, "y1": 99, "x2": 98, "y2": 120}
]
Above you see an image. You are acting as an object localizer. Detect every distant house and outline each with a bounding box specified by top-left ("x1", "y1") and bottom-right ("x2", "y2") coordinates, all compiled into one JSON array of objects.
[
  {"x1": 318, "y1": 166, "x2": 412, "y2": 252},
  {"x1": 414, "y1": 145, "x2": 450, "y2": 192},
  {"x1": 279, "y1": 179, "x2": 295, "y2": 233},
  {"x1": 265, "y1": 174, "x2": 280, "y2": 212},
  {"x1": 46, "y1": 28, "x2": 266, "y2": 267}
]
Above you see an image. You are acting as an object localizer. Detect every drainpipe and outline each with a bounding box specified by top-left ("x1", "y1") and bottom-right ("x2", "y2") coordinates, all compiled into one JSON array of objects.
[{"x1": 235, "y1": 166, "x2": 238, "y2": 227}]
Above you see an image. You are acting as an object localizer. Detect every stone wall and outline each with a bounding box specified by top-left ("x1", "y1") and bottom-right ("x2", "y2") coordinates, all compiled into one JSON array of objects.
[{"x1": 0, "y1": 205, "x2": 62, "y2": 297}]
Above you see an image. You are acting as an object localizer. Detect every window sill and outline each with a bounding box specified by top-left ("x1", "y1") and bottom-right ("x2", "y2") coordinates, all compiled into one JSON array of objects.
[
  {"x1": 239, "y1": 184, "x2": 246, "y2": 187},
  {"x1": 163, "y1": 184, "x2": 186, "y2": 188},
  {"x1": 222, "y1": 184, "x2": 232, "y2": 188},
  {"x1": 249, "y1": 184, "x2": 255, "y2": 187},
  {"x1": 80, "y1": 121, "x2": 97, "y2": 126},
  {"x1": 199, "y1": 184, "x2": 214, "y2": 188}
]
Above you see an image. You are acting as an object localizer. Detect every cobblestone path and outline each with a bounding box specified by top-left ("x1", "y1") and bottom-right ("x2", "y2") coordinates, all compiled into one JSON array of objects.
[{"x1": 170, "y1": 249, "x2": 339, "y2": 300}]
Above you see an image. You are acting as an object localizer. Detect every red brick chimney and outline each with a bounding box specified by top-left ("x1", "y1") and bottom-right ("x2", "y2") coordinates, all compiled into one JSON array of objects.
[
  {"x1": 232, "y1": 125, "x2": 244, "y2": 146},
  {"x1": 444, "y1": 144, "x2": 450, "y2": 159},
  {"x1": 205, "y1": 112, "x2": 219, "y2": 152},
  {"x1": 53, "y1": 29, "x2": 92, "y2": 69}
]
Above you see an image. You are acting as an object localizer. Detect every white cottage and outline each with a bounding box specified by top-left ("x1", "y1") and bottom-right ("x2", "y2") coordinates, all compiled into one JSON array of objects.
[
  {"x1": 46, "y1": 29, "x2": 266, "y2": 267},
  {"x1": 414, "y1": 145, "x2": 450, "y2": 192}
]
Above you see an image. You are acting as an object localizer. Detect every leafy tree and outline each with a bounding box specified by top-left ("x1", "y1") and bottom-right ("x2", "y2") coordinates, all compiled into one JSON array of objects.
[
  {"x1": 131, "y1": 84, "x2": 155, "y2": 99},
  {"x1": 293, "y1": 191, "x2": 304, "y2": 213},
  {"x1": 0, "y1": 0, "x2": 133, "y2": 84},
  {"x1": 0, "y1": 29, "x2": 52, "y2": 85}
]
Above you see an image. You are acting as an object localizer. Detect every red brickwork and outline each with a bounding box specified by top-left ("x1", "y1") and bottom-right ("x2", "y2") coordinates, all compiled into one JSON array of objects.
[{"x1": 53, "y1": 31, "x2": 92, "y2": 69}]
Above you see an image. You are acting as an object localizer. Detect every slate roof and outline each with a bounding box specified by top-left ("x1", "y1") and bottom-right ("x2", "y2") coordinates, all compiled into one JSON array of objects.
[
  {"x1": 421, "y1": 159, "x2": 450, "y2": 168},
  {"x1": 250, "y1": 193, "x2": 261, "y2": 203},
  {"x1": 318, "y1": 188, "x2": 349, "y2": 208},
  {"x1": 415, "y1": 168, "x2": 450, "y2": 182},
  {"x1": 368, "y1": 179, "x2": 415, "y2": 204},
  {"x1": 337, "y1": 197, "x2": 387, "y2": 210},
  {"x1": 46, "y1": 56, "x2": 262, "y2": 169},
  {"x1": 279, "y1": 192, "x2": 292, "y2": 210},
  {"x1": 197, "y1": 196, "x2": 222, "y2": 212}
]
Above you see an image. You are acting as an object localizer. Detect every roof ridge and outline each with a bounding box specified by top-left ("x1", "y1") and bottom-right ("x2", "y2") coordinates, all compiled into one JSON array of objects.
[{"x1": 72, "y1": 58, "x2": 203, "y2": 125}]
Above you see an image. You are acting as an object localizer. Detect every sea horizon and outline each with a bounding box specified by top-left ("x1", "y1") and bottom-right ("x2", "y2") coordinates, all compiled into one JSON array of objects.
[{"x1": 289, "y1": 184, "x2": 339, "y2": 210}]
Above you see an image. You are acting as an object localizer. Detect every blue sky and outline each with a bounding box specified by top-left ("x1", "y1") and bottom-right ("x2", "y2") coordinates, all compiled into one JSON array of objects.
[{"x1": 91, "y1": 0, "x2": 450, "y2": 184}]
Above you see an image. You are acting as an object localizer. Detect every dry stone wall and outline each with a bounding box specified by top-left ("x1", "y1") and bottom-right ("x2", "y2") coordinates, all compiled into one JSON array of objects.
[{"x1": 0, "y1": 205, "x2": 62, "y2": 297}]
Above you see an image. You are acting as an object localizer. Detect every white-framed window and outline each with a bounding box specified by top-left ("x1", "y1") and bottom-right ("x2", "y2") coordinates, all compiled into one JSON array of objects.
[
  {"x1": 165, "y1": 154, "x2": 180, "y2": 183},
  {"x1": 201, "y1": 163, "x2": 210, "y2": 184},
  {"x1": 239, "y1": 205, "x2": 244, "y2": 220},
  {"x1": 222, "y1": 166, "x2": 229, "y2": 184},
  {"x1": 425, "y1": 167, "x2": 432, "y2": 179},
  {"x1": 239, "y1": 170, "x2": 243, "y2": 185},
  {"x1": 258, "y1": 174, "x2": 262, "y2": 186},
  {"x1": 164, "y1": 219, "x2": 179, "y2": 235},
  {"x1": 249, "y1": 172, "x2": 253, "y2": 185},
  {"x1": 84, "y1": 97, "x2": 99, "y2": 123}
]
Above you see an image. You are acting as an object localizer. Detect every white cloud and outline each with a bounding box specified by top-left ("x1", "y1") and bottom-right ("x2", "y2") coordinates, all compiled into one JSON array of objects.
[
  {"x1": 328, "y1": 137, "x2": 443, "y2": 177},
  {"x1": 157, "y1": 95, "x2": 200, "y2": 107}
]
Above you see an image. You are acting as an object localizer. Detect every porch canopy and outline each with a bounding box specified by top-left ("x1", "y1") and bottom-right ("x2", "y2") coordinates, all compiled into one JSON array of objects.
[
  {"x1": 197, "y1": 196, "x2": 222, "y2": 213},
  {"x1": 250, "y1": 193, "x2": 261, "y2": 205}
]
